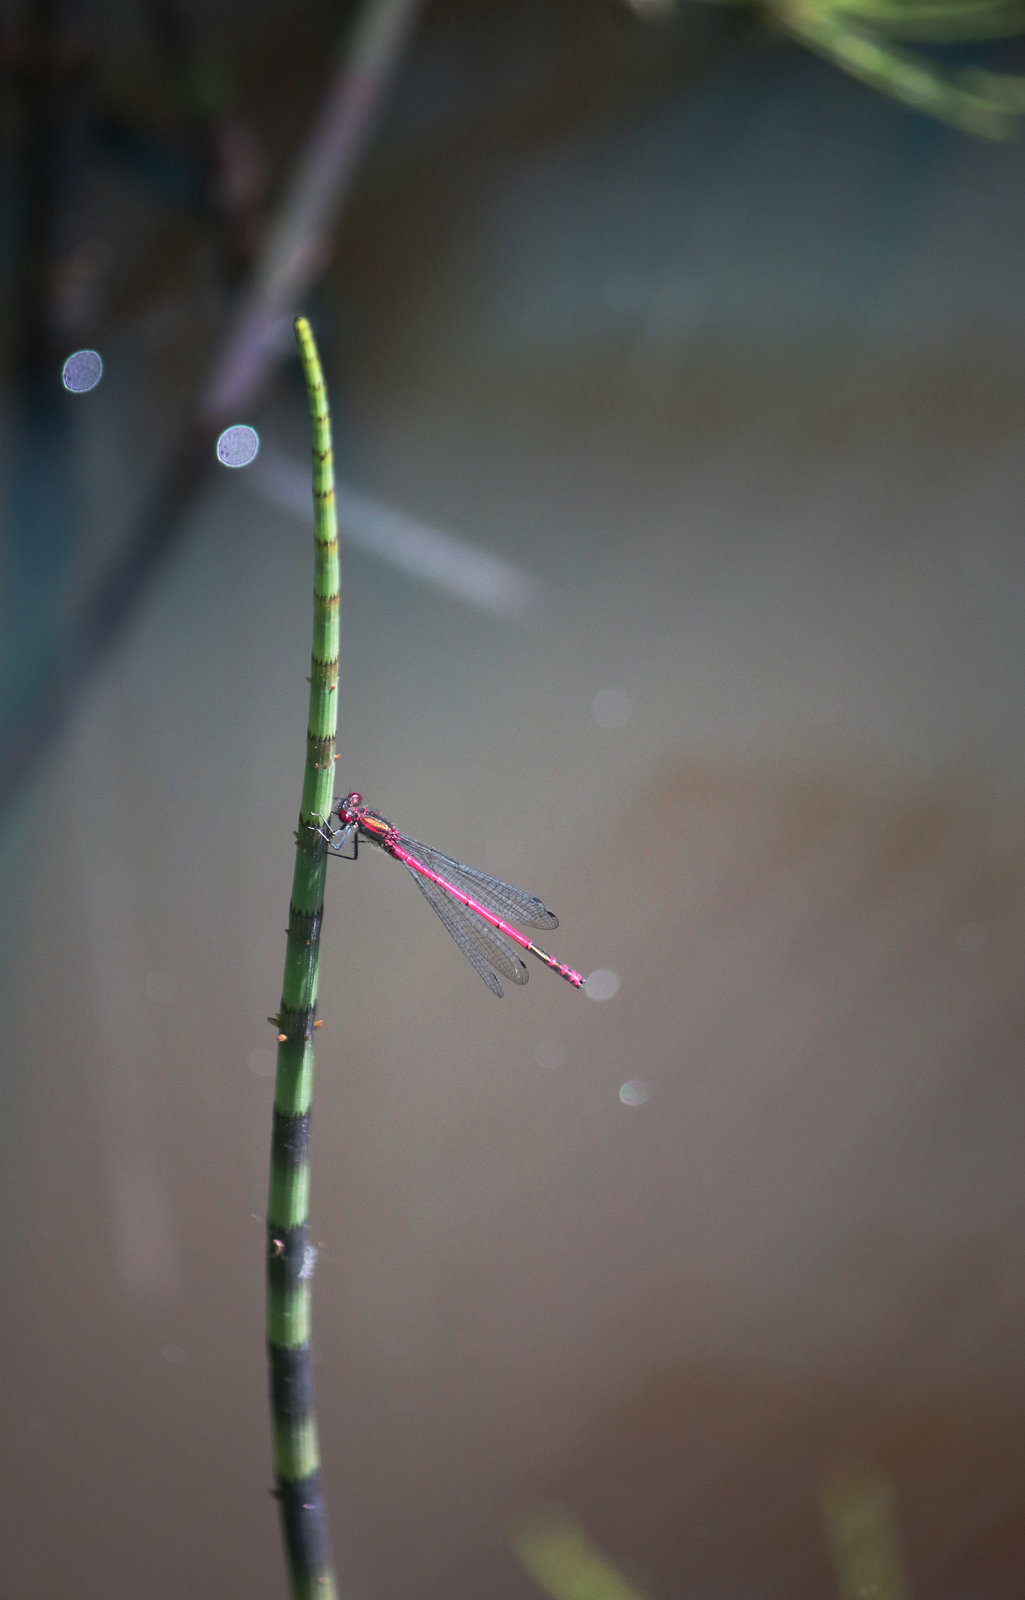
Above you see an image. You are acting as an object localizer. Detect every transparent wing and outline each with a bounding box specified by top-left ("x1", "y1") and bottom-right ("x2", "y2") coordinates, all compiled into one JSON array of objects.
[
  {"x1": 405, "y1": 863, "x2": 530, "y2": 997},
  {"x1": 398, "y1": 835, "x2": 559, "y2": 930}
]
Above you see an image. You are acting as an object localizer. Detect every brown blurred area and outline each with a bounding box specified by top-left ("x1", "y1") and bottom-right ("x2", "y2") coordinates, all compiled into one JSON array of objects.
[{"x1": 3, "y1": 0, "x2": 1025, "y2": 1596}]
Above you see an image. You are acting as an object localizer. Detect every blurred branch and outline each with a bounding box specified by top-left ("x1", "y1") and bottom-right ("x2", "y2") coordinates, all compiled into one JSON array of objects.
[
  {"x1": 251, "y1": 444, "x2": 540, "y2": 620},
  {"x1": 0, "y1": 0, "x2": 425, "y2": 819},
  {"x1": 202, "y1": 0, "x2": 424, "y2": 425}
]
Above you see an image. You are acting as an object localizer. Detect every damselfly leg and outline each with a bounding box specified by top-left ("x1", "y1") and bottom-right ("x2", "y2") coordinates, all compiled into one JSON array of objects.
[{"x1": 307, "y1": 814, "x2": 358, "y2": 855}]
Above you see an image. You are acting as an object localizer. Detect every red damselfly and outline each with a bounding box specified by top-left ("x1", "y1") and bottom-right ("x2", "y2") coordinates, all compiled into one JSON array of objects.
[{"x1": 318, "y1": 793, "x2": 584, "y2": 997}]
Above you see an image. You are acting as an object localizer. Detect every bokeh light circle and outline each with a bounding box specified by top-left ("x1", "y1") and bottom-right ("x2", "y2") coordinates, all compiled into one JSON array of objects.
[
  {"x1": 216, "y1": 424, "x2": 260, "y2": 468},
  {"x1": 62, "y1": 349, "x2": 103, "y2": 393},
  {"x1": 585, "y1": 968, "x2": 620, "y2": 1001}
]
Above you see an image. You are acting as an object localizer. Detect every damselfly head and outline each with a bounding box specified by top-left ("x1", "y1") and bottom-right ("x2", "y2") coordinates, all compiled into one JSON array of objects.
[{"x1": 336, "y1": 792, "x2": 363, "y2": 825}]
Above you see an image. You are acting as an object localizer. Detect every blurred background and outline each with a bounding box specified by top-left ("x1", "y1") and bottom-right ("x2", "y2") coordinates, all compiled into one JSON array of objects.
[{"x1": 3, "y1": 0, "x2": 1025, "y2": 1594}]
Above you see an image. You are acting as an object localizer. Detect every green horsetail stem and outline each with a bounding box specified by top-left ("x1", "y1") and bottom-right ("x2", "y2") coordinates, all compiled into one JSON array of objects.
[{"x1": 267, "y1": 316, "x2": 340, "y2": 1600}]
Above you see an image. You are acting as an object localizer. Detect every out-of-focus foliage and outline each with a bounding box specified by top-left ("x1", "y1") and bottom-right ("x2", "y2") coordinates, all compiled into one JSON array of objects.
[
  {"x1": 821, "y1": 1468, "x2": 911, "y2": 1600},
  {"x1": 624, "y1": 0, "x2": 1025, "y2": 136},
  {"x1": 508, "y1": 1504, "x2": 649, "y2": 1600}
]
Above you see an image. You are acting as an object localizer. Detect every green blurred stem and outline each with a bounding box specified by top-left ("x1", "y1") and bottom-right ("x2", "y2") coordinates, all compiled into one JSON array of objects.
[
  {"x1": 266, "y1": 316, "x2": 340, "y2": 1600},
  {"x1": 776, "y1": 1, "x2": 1025, "y2": 135},
  {"x1": 809, "y1": 0, "x2": 1025, "y2": 42}
]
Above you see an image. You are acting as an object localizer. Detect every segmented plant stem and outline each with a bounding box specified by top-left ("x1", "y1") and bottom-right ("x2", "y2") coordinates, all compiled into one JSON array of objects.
[{"x1": 267, "y1": 316, "x2": 340, "y2": 1600}]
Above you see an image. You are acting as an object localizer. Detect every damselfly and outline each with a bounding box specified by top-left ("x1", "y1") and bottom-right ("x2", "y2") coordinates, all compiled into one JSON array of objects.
[{"x1": 318, "y1": 793, "x2": 584, "y2": 997}]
